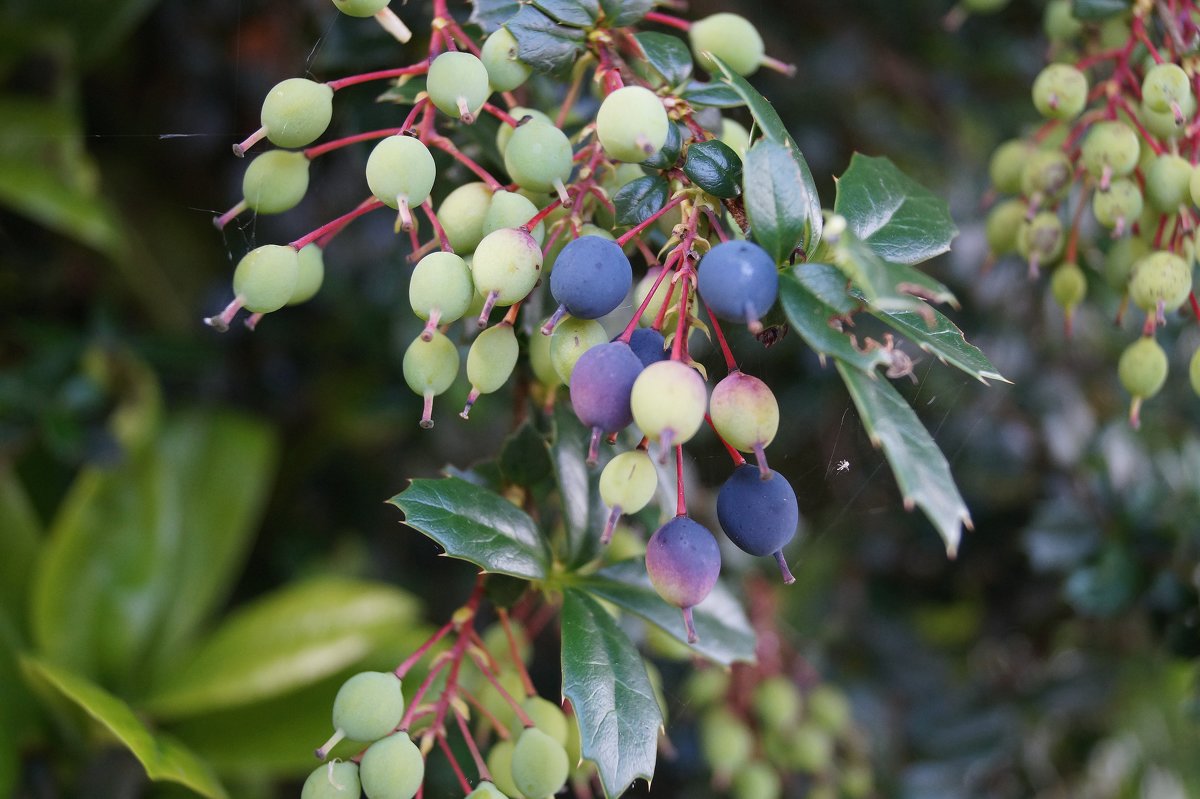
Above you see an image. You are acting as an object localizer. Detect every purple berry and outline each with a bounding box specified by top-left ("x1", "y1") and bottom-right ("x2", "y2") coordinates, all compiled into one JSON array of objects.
[
  {"x1": 645, "y1": 516, "x2": 721, "y2": 643},
  {"x1": 696, "y1": 240, "x2": 778, "y2": 331},
  {"x1": 716, "y1": 464, "x2": 797, "y2": 583},
  {"x1": 569, "y1": 341, "x2": 643, "y2": 463},
  {"x1": 549, "y1": 236, "x2": 633, "y2": 320},
  {"x1": 628, "y1": 327, "x2": 667, "y2": 367}
]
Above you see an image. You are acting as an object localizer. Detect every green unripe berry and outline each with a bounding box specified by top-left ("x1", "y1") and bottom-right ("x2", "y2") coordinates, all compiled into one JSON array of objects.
[
  {"x1": 510, "y1": 727, "x2": 569, "y2": 799},
  {"x1": 549, "y1": 317, "x2": 607, "y2": 383},
  {"x1": 437, "y1": 182, "x2": 494, "y2": 253},
  {"x1": 1043, "y1": 0, "x2": 1083, "y2": 42},
  {"x1": 261, "y1": 78, "x2": 334, "y2": 148},
  {"x1": 233, "y1": 244, "x2": 300, "y2": 314},
  {"x1": 752, "y1": 675, "x2": 803, "y2": 732},
  {"x1": 333, "y1": 0, "x2": 389, "y2": 16},
  {"x1": 988, "y1": 139, "x2": 1033, "y2": 194},
  {"x1": 842, "y1": 764, "x2": 875, "y2": 799},
  {"x1": 504, "y1": 122, "x2": 573, "y2": 194},
  {"x1": 985, "y1": 198, "x2": 1027, "y2": 254},
  {"x1": 480, "y1": 670, "x2": 527, "y2": 733},
  {"x1": 1050, "y1": 262, "x2": 1087, "y2": 312},
  {"x1": 806, "y1": 685, "x2": 852, "y2": 734},
  {"x1": 472, "y1": 227, "x2": 544, "y2": 313},
  {"x1": 242, "y1": 149, "x2": 310, "y2": 213},
  {"x1": 331, "y1": 671, "x2": 404, "y2": 743},
  {"x1": 1119, "y1": 337, "x2": 1168, "y2": 401},
  {"x1": 1020, "y1": 149, "x2": 1073, "y2": 201},
  {"x1": 1081, "y1": 121, "x2": 1139, "y2": 179},
  {"x1": 410, "y1": 251, "x2": 474, "y2": 325},
  {"x1": 1145, "y1": 154, "x2": 1194, "y2": 212},
  {"x1": 709, "y1": 370, "x2": 778, "y2": 456},
  {"x1": 427, "y1": 51, "x2": 490, "y2": 122},
  {"x1": 518, "y1": 696, "x2": 569, "y2": 745},
  {"x1": 403, "y1": 331, "x2": 460, "y2": 428},
  {"x1": 1129, "y1": 251, "x2": 1192, "y2": 315},
  {"x1": 465, "y1": 781, "x2": 509, "y2": 799},
  {"x1": 732, "y1": 761, "x2": 781, "y2": 799},
  {"x1": 719, "y1": 118, "x2": 751, "y2": 158},
  {"x1": 289, "y1": 243, "x2": 326, "y2": 306},
  {"x1": 786, "y1": 724, "x2": 834, "y2": 772},
  {"x1": 530, "y1": 321, "x2": 562, "y2": 389},
  {"x1": 1142, "y1": 62, "x2": 1192, "y2": 115},
  {"x1": 1091, "y1": 178, "x2": 1143, "y2": 231},
  {"x1": 600, "y1": 450, "x2": 658, "y2": 516},
  {"x1": 1140, "y1": 93, "x2": 1195, "y2": 139},
  {"x1": 496, "y1": 107, "x2": 552, "y2": 156},
  {"x1": 630, "y1": 360, "x2": 707, "y2": 447},
  {"x1": 482, "y1": 190, "x2": 545, "y2": 245},
  {"x1": 366, "y1": 135, "x2": 436, "y2": 216},
  {"x1": 690, "y1": 13, "x2": 764, "y2": 76},
  {"x1": 597, "y1": 86, "x2": 670, "y2": 163},
  {"x1": 302, "y1": 761, "x2": 361, "y2": 799},
  {"x1": 1017, "y1": 211, "x2": 1065, "y2": 272},
  {"x1": 1031, "y1": 63, "x2": 1088, "y2": 121},
  {"x1": 481, "y1": 27, "x2": 531, "y2": 92},
  {"x1": 700, "y1": 709, "x2": 754, "y2": 778},
  {"x1": 1104, "y1": 236, "x2": 1149, "y2": 290},
  {"x1": 359, "y1": 731, "x2": 424, "y2": 799},
  {"x1": 485, "y1": 740, "x2": 524, "y2": 799},
  {"x1": 634, "y1": 267, "x2": 690, "y2": 327},
  {"x1": 684, "y1": 668, "x2": 729, "y2": 707},
  {"x1": 463, "y1": 322, "x2": 519, "y2": 416}
]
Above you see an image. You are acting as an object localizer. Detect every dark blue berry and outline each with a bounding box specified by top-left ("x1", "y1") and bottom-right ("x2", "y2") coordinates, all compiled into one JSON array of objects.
[
  {"x1": 716, "y1": 464, "x2": 798, "y2": 582},
  {"x1": 696, "y1": 240, "x2": 778, "y2": 328},
  {"x1": 629, "y1": 327, "x2": 667, "y2": 367},
  {"x1": 549, "y1": 236, "x2": 633, "y2": 320}
]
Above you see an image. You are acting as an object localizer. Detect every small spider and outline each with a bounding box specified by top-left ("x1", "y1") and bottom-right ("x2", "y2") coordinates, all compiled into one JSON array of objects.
[{"x1": 836, "y1": 459, "x2": 851, "y2": 472}]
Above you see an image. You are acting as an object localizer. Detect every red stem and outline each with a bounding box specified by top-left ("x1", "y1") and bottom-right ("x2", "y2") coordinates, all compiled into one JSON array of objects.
[
  {"x1": 670, "y1": 276, "x2": 691, "y2": 361},
  {"x1": 429, "y1": 137, "x2": 504, "y2": 189},
  {"x1": 524, "y1": 198, "x2": 564, "y2": 232},
  {"x1": 395, "y1": 619, "x2": 455, "y2": 679},
  {"x1": 616, "y1": 193, "x2": 686, "y2": 247},
  {"x1": 482, "y1": 102, "x2": 520, "y2": 128},
  {"x1": 421, "y1": 200, "x2": 453, "y2": 252},
  {"x1": 327, "y1": 63, "x2": 429, "y2": 92},
  {"x1": 674, "y1": 444, "x2": 686, "y2": 516},
  {"x1": 644, "y1": 10, "x2": 691, "y2": 31},
  {"x1": 436, "y1": 733, "x2": 473, "y2": 794},
  {"x1": 498, "y1": 609, "x2": 536, "y2": 696},
  {"x1": 289, "y1": 198, "x2": 384, "y2": 249},
  {"x1": 706, "y1": 414, "x2": 747, "y2": 467},
  {"x1": 469, "y1": 651, "x2": 536, "y2": 727},
  {"x1": 617, "y1": 253, "x2": 679, "y2": 343},
  {"x1": 703, "y1": 299, "x2": 738, "y2": 372},
  {"x1": 455, "y1": 708, "x2": 491, "y2": 781},
  {"x1": 305, "y1": 127, "x2": 402, "y2": 159}
]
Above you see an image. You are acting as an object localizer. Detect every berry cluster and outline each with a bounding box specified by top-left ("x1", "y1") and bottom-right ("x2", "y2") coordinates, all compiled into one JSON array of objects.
[
  {"x1": 206, "y1": 0, "x2": 804, "y2": 644},
  {"x1": 981, "y1": 0, "x2": 1200, "y2": 425}
]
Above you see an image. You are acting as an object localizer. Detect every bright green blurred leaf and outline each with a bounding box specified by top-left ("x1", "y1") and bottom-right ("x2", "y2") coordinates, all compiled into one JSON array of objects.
[
  {"x1": 21, "y1": 657, "x2": 228, "y2": 798},
  {"x1": 561, "y1": 589, "x2": 661, "y2": 798},
  {"x1": 0, "y1": 466, "x2": 42, "y2": 621},
  {"x1": 144, "y1": 577, "x2": 419, "y2": 720},
  {"x1": 389, "y1": 477, "x2": 549, "y2": 579}
]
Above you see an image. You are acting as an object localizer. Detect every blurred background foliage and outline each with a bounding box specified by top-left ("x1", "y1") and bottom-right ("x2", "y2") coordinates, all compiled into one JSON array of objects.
[{"x1": 1, "y1": 0, "x2": 1198, "y2": 797}]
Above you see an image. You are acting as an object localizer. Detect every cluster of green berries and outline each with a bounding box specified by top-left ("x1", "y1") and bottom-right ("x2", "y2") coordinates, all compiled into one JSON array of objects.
[
  {"x1": 684, "y1": 667, "x2": 874, "y2": 799},
  {"x1": 981, "y1": 2, "x2": 1200, "y2": 425}
]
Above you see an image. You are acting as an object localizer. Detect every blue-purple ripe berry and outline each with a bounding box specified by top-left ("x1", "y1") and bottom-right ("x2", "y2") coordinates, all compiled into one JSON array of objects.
[
  {"x1": 716, "y1": 464, "x2": 798, "y2": 583},
  {"x1": 629, "y1": 327, "x2": 667, "y2": 367},
  {"x1": 645, "y1": 516, "x2": 721, "y2": 643},
  {"x1": 548, "y1": 235, "x2": 633, "y2": 322},
  {"x1": 569, "y1": 341, "x2": 643, "y2": 464},
  {"x1": 697, "y1": 240, "x2": 779, "y2": 331}
]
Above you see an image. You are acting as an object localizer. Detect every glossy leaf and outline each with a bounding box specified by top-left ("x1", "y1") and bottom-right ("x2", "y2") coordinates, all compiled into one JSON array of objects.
[
  {"x1": 550, "y1": 405, "x2": 607, "y2": 569},
  {"x1": 641, "y1": 121, "x2": 683, "y2": 170},
  {"x1": 530, "y1": 0, "x2": 597, "y2": 27},
  {"x1": 885, "y1": 258, "x2": 960, "y2": 307},
  {"x1": 833, "y1": 154, "x2": 957, "y2": 266},
  {"x1": 499, "y1": 419, "x2": 554, "y2": 487},
  {"x1": 614, "y1": 175, "x2": 670, "y2": 227},
  {"x1": 144, "y1": 577, "x2": 419, "y2": 719},
  {"x1": 683, "y1": 139, "x2": 742, "y2": 199},
  {"x1": 835, "y1": 362, "x2": 973, "y2": 557},
  {"x1": 562, "y1": 590, "x2": 661, "y2": 798},
  {"x1": 633, "y1": 32, "x2": 692, "y2": 88},
  {"x1": 469, "y1": 0, "x2": 521, "y2": 32},
  {"x1": 508, "y1": 5, "x2": 588, "y2": 73},
  {"x1": 1072, "y1": 0, "x2": 1131, "y2": 19},
  {"x1": 870, "y1": 304, "x2": 1007, "y2": 384},
  {"x1": 579, "y1": 561, "x2": 756, "y2": 665},
  {"x1": 679, "y1": 80, "x2": 745, "y2": 108},
  {"x1": 709, "y1": 57, "x2": 823, "y2": 250},
  {"x1": 779, "y1": 268, "x2": 890, "y2": 373},
  {"x1": 599, "y1": 0, "x2": 653, "y2": 26},
  {"x1": 744, "y1": 140, "x2": 816, "y2": 263},
  {"x1": 21, "y1": 657, "x2": 228, "y2": 798},
  {"x1": 834, "y1": 231, "x2": 934, "y2": 317},
  {"x1": 30, "y1": 413, "x2": 276, "y2": 692},
  {"x1": 390, "y1": 477, "x2": 549, "y2": 579}
]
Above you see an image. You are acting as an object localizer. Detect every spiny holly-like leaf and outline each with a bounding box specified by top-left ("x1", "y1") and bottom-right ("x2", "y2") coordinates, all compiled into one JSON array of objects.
[
  {"x1": 599, "y1": 0, "x2": 653, "y2": 26},
  {"x1": 507, "y1": 5, "x2": 588, "y2": 73},
  {"x1": 833, "y1": 231, "x2": 935, "y2": 319},
  {"x1": 144, "y1": 577, "x2": 420, "y2": 719},
  {"x1": 633, "y1": 31, "x2": 693, "y2": 88},
  {"x1": 561, "y1": 590, "x2": 661, "y2": 798},
  {"x1": 709, "y1": 56, "x2": 823, "y2": 251},
  {"x1": 390, "y1": 477, "x2": 549, "y2": 579},
  {"x1": 579, "y1": 561, "x2": 756, "y2": 665},
  {"x1": 683, "y1": 139, "x2": 742, "y2": 199},
  {"x1": 835, "y1": 362, "x2": 972, "y2": 557},
  {"x1": 20, "y1": 657, "x2": 228, "y2": 798},
  {"x1": 886, "y1": 258, "x2": 960, "y2": 307},
  {"x1": 469, "y1": 0, "x2": 521, "y2": 32},
  {"x1": 744, "y1": 140, "x2": 817, "y2": 263},
  {"x1": 499, "y1": 419, "x2": 554, "y2": 487},
  {"x1": 870, "y1": 305, "x2": 1007, "y2": 385},
  {"x1": 779, "y1": 267, "x2": 891, "y2": 374},
  {"x1": 614, "y1": 175, "x2": 670, "y2": 226},
  {"x1": 833, "y1": 154, "x2": 957, "y2": 266}
]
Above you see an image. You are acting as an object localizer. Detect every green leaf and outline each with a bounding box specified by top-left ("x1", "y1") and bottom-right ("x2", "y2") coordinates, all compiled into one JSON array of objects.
[
  {"x1": 835, "y1": 362, "x2": 972, "y2": 557},
  {"x1": 884, "y1": 258, "x2": 960, "y2": 307},
  {"x1": 508, "y1": 5, "x2": 588, "y2": 73},
  {"x1": 614, "y1": 175, "x2": 670, "y2": 227},
  {"x1": 20, "y1": 657, "x2": 228, "y2": 798},
  {"x1": 683, "y1": 139, "x2": 743, "y2": 199},
  {"x1": 707, "y1": 58, "x2": 823, "y2": 250},
  {"x1": 870, "y1": 305, "x2": 1007, "y2": 384},
  {"x1": 530, "y1": 0, "x2": 597, "y2": 27},
  {"x1": 779, "y1": 268, "x2": 890, "y2": 373},
  {"x1": 561, "y1": 590, "x2": 661, "y2": 798},
  {"x1": 143, "y1": 577, "x2": 419, "y2": 719},
  {"x1": 578, "y1": 561, "x2": 756, "y2": 665},
  {"x1": 1071, "y1": 0, "x2": 1131, "y2": 20},
  {"x1": 833, "y1": 154, "x2": 957, "y2": 266},
  {"x1": 679, "y1": 81, "x2": 745, "y2": 108},
  {"x1": 633, "y1": 32, "x2": 692, "y2": 88},
  {"x1": 376, "y1": 76, "x2": 427, "y2": 105},
  {"x1": 0, "y1": 465, "x2": 42, "y2": 624},
  {"x1": 834, "y1": 231, "x2": 931, "y2": 313},
  {"x1": 641, "y1": 121, "x2": 683, "y2": 170},
  {"x1": 550, "y1": 405, "x2": 606, "y2": 569},
  {"x1": 599, "y1": 0, "x2": 653, "y2": 26},
  {"x1": 469, "y1": 0, "x2": 521, "y2": 32},
  {"x1": 389, "y1": 477, "x2": 549, "y2": 579},
  {"x1": 499, "y1": 420, "x2": 554, "y2": 487},
  {"x1": 30, "y1": 413, "x2": 277, "y2": 693},
  {"x1": 744, "y1": 140, "x2": 818, "y2": 263}
]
